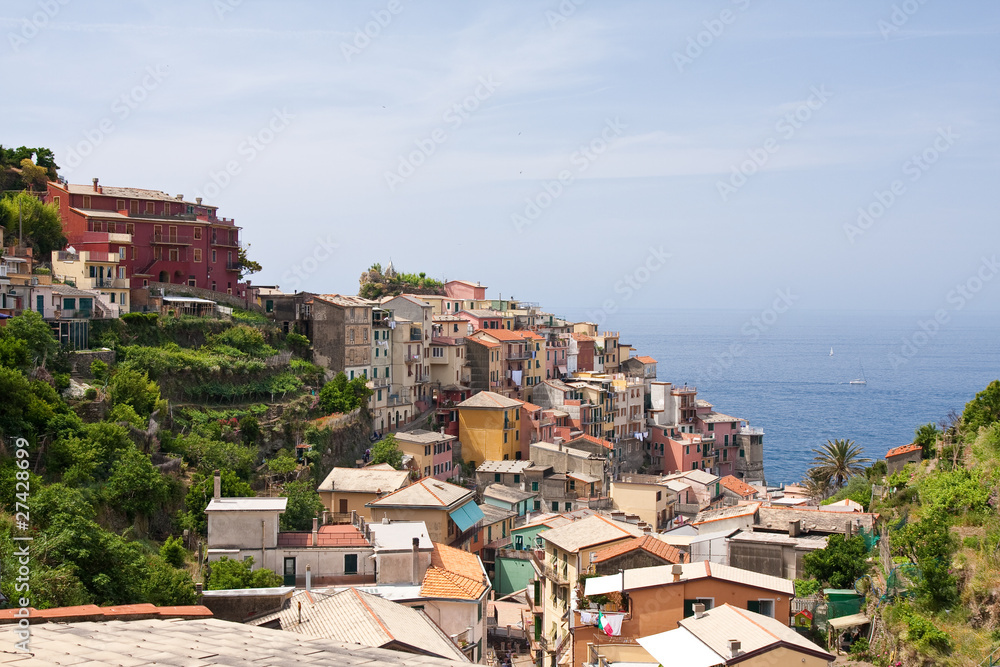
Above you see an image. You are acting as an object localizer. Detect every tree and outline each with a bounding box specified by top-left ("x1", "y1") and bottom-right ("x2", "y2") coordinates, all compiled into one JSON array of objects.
[
  {"x1": 371, "y1": 433, "x2": 403, "y2": 469},
  {"x1": 177, "y1": 433, "x2": 256, "y2": 479},
  {"x1": 236, "y1": 243, "x2": 262, "y2": 279},
  {"x1": 809, "y1": 439, "x2": 870, "y2": 489},
  {"x1": 0, "y1": 191, "x2": 66, "y2": 256},
  {"x1": 914, "y1": 423, "x2": 941, "y2": 459},
  {"x1": 181, "y1": 470, "x2": 254, "y2": 534},
  {"x1": 206, "y1": 556, "x2": 282, "y2": 590},
  {"x1": 802, "y1": 534, "x2": 869, "y2": 589},
  {"x1": 144, "y1": 557, "x2": 197, "y2": 606},
  {"x1": 18, "y1": 158, "x2": 49, "y2": 190},
  {"x1": 962, "y1": 380, "x2": 1000, "y2": 433},
  {"x1": 159, "y1": 535, "x2": 187, "y2": 568},
  {"x1": 104, "y1": 448, "x2": 169, "y2": 520},
  {"x1": 895, "y1": 512, "x2": 957, "y2": 611},
  {"x1": 279, "y1": 480, "x2": 324, "y2": 531},
  {"x1": 1, "y1": 310, "x2": 58, "y2": 366},
  {"x1": 107, "y1": 368, "x2": 161, "y2": 418},
  {"x1": 802, "y1": 468, "x2": 832, "y2": 502}
]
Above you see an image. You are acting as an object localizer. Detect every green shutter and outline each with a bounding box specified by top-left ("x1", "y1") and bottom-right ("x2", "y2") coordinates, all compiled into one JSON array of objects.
[{"x1": 747, "y1": 600, "x2": 761, "y2": 613}]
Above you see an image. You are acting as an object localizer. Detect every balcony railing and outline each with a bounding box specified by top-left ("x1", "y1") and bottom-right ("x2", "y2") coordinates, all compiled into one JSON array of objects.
[
  {"x1": 404, "y1": 352, "x2": 420, "y2": 362},
  {"x1": 211, "y1": 236, "x2": 241, "y2": 247},
  {"x1": 225, "y1": 261, "x2": 241, "y2": 271},
  {"x1": 151, "y1": 233, "x2": 193, "y2": 245},
  {"x1": 530, "y1": 551, "x2": 569, "y2": 585},
  {"x1": 370, "y1": 377, "x2": 390, "y2": 388}
]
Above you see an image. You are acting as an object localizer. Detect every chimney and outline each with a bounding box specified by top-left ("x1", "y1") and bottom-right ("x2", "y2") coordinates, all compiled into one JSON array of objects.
[
  {"x1": 312, "y1": 517, "x2": 319, "y2": 547},
  {"x1": 411, "y1": 536, "x2": 421, "y2": 585},
  {"x1": 693, "y1": 603, "x2": 705, "y2": 619},
  {"x1": 728, "y1": 640, "x2": 741, "y2": 658},
  {"x1": 92, "y1": 177, "x2": 98, "y2": 191},
  {"x1": 306, "y1": 564, "x2": 312, "y2": 591},
  {"x1": 671, "y1": 563, "x2": 683, "y2": 583},
  {"x1": 213, "y1": 470, "x2": 221, "y2": 499},
  {"x1": 176, "y1": 194, "x2": 183, "y2": 200},
  {"x1": 788, "y1": 519, "x2": 800, "y2": 537},
  {"x1": 195, "y1": 582, "x2": 203, "y2": 597},
  {"x1": 196, "y1": 197, "x2": 203, "y2": 205}
]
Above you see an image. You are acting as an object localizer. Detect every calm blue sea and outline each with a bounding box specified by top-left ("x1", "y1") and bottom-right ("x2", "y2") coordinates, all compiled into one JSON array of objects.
[{"x1": 558, "y1": 308, "x2": 1000, "y2": 484}]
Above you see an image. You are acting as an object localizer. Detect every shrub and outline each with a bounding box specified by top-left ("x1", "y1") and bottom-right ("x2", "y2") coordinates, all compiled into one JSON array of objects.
[
  {"x1": 90, "y1": 359, "x2": 109, "y2": 382},
  {"x1": 206, "y1": 556, "x2": 282, "y2": 590},
  {"x1": 160, "y1": 535, "x2": 187, "y2": 568},
  {"x1": 83, "y1": 387, "x2": 97, "y2": 400},
  {"x1": 53, "y1": 372, "x2": 70, "y2": 391},
  {"x1": 963, "y1": 535, "x2": 981, "y2": 550}
]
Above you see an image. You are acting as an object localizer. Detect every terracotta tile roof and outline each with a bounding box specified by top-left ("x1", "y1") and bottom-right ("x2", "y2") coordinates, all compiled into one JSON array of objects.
[
  {"x1": 473, "y1": 328, "x2": 528, "y2": 343},
  {"x1": 571, "y1": 333, "x2": 595, "y2": 342},
  {"x1": 590, "y1": 535, "x2": 685, "y2": 565},
  {"x1": 635, "y1": 356, "x2": 657, "y2": 364},
  {"x1": 276, "y1": 524, "x2": 370, "y2": 548},
  {"x1": 567, "y1": 434, "x2": 614, "y2": 450},
  {"x1": 886, "y1": 443, "x2": 922, "y2": 458},
  {"x1": 521, "y1": 401, "x2": 543, "y2": 412},
  {"x1": 719, "y1": 475, "x2": 758, "y2": 498},
  {"x1": 420, "y1": 543, "x2": 488, "y2": 600},
  {"x1": 0, "y1": 604, "x2": 212, "y2": 625},
  {"x1": 517, "y1": 331, "x2": 544, "y2": 340},
  {"x1": 467, "y1": 337, "x2": 501, "y2": 349}
]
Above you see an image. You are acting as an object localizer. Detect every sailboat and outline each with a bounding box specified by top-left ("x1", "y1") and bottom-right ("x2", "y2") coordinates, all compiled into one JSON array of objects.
[
  {"x1": 829, "y1": 347, "x2": 834, "y2": 357},
  {"x1": 849, "y1": 362, "x2": 867, "y2": 385}
]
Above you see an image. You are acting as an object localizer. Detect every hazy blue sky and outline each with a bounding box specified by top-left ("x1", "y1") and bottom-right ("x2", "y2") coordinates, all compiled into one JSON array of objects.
[{"x1": 4, "y1": 1, "x2": 999, "y2": 315}]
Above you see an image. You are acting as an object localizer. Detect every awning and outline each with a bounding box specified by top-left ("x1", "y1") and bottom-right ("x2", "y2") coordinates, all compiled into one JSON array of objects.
[
  {"x1": 828, "y1": 613, "x2": 871, "y2": 630},
  {"x1": 449, "y1": 503, "x2": 485, "y2": 533}
]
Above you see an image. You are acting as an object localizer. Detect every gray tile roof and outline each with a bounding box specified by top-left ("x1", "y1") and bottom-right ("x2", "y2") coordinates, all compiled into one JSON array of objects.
[
  {"x1": 318, "y1": 466, "x2": 412, "y2": 494},
  {"x1": 476, "y1": 460, "x2": 534, "y2": 474},
  {"x1": 368, "y1": 478, "x2": 474, "y2": 509},
  {"x1": 0, "y1": 616, "x2": 470, "y2": 665},
  {"x1": 249, "y1": 588, "x2": 469, "y2": 662},
  {"x1": 483, "y1": 484, "x2": 536, "y2": 505},
  {"x1": 457, "y1": 391, "x2": 523, "y2": 409},
  {"x1": 539, "y1": 514, "x2": 644, "y2": 553},
  {"x1": 395, "y1": 429, "x2": 457, "y2": 445}
]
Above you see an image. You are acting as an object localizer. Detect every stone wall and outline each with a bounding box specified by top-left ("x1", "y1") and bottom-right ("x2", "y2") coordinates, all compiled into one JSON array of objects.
[{"x1": 69, "y1": 349, "x2": 116, "y2": 377}]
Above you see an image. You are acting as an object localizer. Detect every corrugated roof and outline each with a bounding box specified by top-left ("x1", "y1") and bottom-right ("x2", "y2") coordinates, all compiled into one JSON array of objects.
[
  {"x1": 539, "y1": 514, "x2": 644, "y2": 553},
  {"x1": 317, "y1": 467, "x2": 411, "y2": 494},
  {"x1": 590, "y1": 535, "x2": 684, "y2": 565},
  {"x1": 4, "y1": 616, "x2": 470, "y2": 666},
  {"x1": 584, "y1": 560, "x2": 794, "y2": 597},
  {"x1": 368, "y1": 477, "x2": 474, "y2": 509},
  {"x1": 457, "y1": 391, "x2": 523, "y2": 409},
  {"x1": 205, "y1": 497, "x2": 287, "y2": 512}
]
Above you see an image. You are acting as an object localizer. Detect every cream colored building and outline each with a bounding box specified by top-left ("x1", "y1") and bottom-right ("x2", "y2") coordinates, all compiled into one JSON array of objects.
[
  {"x1": 51, "y1": 249, "x2": 130, "y2": 314},
  {"x1": 317, "y1": 466, "x2": 411, "y2": 518},
  {"x1": 610, "y1": 476, "x2": 675, "y2": 531}
]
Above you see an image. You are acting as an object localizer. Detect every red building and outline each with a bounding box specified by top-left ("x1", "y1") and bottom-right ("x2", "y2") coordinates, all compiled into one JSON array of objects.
[
  {"x1": 46, "y1": 179, "x2": 244, "y2": 298},
  {"x1": 572, "y1": 332, "x2": 596, "y2": 371}
]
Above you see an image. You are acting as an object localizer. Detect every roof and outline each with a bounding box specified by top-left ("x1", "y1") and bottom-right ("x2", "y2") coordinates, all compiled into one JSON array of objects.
[
  {"x1": 460, "y1": 309, "x2": 503, "y2": 318},
  {"x1": 62, "y1": 182, "x2": 204, "y2": 205},
  {"x1": 521, "y1": 401, "x2": 543, "y2": 412},
  {"x1": 590, "y1": 535, "x2": 684, "y2": 565},
  {"x1": 420, "y1": 543, "x2": 489, "y2": 600},
  {"x1": 667, "y1": 469, "x2": 720, "y2": 486},
  {"x1": 205, "y1": 497, "x2": 288, "y2": 512},
  {"x1": 634, "y1": 356, "x2": 657, "y2": 364},
  {"x1": 698, "y1": 411, "x2": 743, "y2": 424},
  {"x1": 0, "y1": 604, "x2": 211, "y2": 625},
  {"x1": 480, "y1": 503, "x2": 517, "y2": 526},
  {"x1": 476, "y1": 460, "x2": 534, "y2": 474},
  {"x1": 314, "y1": 293, "x2": 375, "y2": 308},
  {"x1": 692, "y1": 502, "x2": 761, "y2": 526},
  {"x1": 566, "y1": 433, "x2": 614, "y2": 451},
  {"x1": 368, "y1": 477, "x2": 474, "y2": 509},
  {"x1": 51, "y1": 284, "x2": 103, "y2": 297},
  {"x1": 368, "y1": 520, "x2": 433, "y2": 551},
  {"x1": 727, "y1": 530, "x2": 828, "y2": 550},
  {"x1": 317, "y1": 467, "x2": 411, "y2": 494},
  {"x1": 483, "y1": 484, "x2": 537, "y2": 505},
  {"x1": 719, "y1": 475, "x2": 758, "y2": 498},
  {"x1": 756, "y1": 505, "x2": 878, "y2": 534},
  {"x1": 4, "y1": 616, "x2": 470, "y2": 666},
  {"x1": 472, "y1": 328, "x2": 529, "y2": 342},
  {"x1": 386, "y1": 293, "x2": 432, "y2": 308},
  {"x1": 567, "y1": 471, "x2": 600, "y2": 484},
  {"x1": 638, "y1": 627, "x2": 723, "y2": 667},
  {"x1": 249, "y1": 588, "x2": 468, "y2": 662},
  {"x1": 457, "y1": 391, "x2": 523, "y2": 409},
  {"x1": 585, "y1": 560, "x2": 794, "y2": 597},
  {"x1": 539, "y1": 514, "x2": 644, "y2": 553},
  {"x1": 639, "y1": 604, "x2": 833, "y2": 666},
  {"x1": 276, "y1": 524, "x2": 369, "y2": 548},
  {"x1": 886, "y1": 443, "x2": 922, "y2": 458},
  {"x1": 395, "y1": 429, "x2": 457, "y2": 445}
]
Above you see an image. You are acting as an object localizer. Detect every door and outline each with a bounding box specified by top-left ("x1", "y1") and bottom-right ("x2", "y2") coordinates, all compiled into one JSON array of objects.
[
  {"x1": 283, "y1": 557, "x2": 296, "y2": 586},
  {"x1": 36, "y1": 295, "x2": 44, "y2": 314},
  {"x1": 339, "y1": 499, "x2": 348, "y2": 513}
]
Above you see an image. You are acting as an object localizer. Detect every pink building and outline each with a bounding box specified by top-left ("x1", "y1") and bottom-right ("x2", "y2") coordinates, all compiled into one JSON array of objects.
[
  {"x1": 545, "y1": 336, "x2": 568, "y2": 380},
  {"x1": 654, "y1": 428, "x2": 708, "y2": 474},
  {"x1": 444, "y1": 280, "x2": 487, "y2": 301},
  {"x1": 694, "y1": 401, "x2": 743, "y2": 477},
  {"x1": 458, "y1": 309, "x2": 504, "y2": 331}
]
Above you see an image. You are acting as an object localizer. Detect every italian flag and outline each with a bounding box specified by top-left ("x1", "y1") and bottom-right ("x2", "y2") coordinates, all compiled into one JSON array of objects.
[{"x1": 597, "y1": 611, "x2": 613, "y2": 637}]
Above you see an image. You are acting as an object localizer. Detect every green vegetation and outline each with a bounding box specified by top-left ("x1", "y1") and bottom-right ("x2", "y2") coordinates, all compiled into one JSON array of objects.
[
  {"x1": 809, "y1": 438, "x2": 871, "y2": 489},
  {"x1": 318, "y1": 371, "x2": 372, "y2": 414},
  {"x1": 358, "y1": 262, "x2": 445, "y2": 299},
  {"x1": 206, "y1": 556, "x2": 282, "y2": 590},
  {"x1": 802, "y1": 534, "x2": 869, "y2": 589},
  {"x1": 0, "y1": 190, "x2": 66, "y2": 256},
  {"x1": 371, "y1": 433, "x2": 404, "y2": 469}
]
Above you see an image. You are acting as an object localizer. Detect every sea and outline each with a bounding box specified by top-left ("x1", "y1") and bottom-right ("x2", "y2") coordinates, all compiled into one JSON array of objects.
[{"x1": 558, "y1": 307, "x2": 1000, "y2": 485}]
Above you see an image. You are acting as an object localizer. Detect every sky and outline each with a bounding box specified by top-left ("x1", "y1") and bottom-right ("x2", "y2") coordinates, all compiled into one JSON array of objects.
[{"x1": 3, "y1": 0, "x2": 1000, "y2": 315}]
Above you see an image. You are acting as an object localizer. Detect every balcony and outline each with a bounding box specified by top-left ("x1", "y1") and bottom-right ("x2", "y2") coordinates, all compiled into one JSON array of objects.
[
  {"x1": 225, "y1": 261, "x2": 241, "y2": 271},
  {"x1": 370, "y1": 377, "x2": 390, "y2": 388},
  {"x1": 151, "y1": 233, "x2": 193, "y2": 245},
  {"x1": 387, "y1": 394, "x2": 410, "y2": 407},
  {"x1": 429, "y1": 354, "x2": 447, "y2": 365},
  {"x1": 507, "y1": 350, "x2": 532, "y2": 361},
  {"x1": 211, "y1": 236, "x2": 241, "y2": 248},
  {"x1": 404, "y1": 352, "x2": 420, "y2": 363},
  {"x1": 530, "y1": 551, "x2": 569, "y2": 585},
  {"x1": 740, "y1": 426, "x2": 764, "y2": 436}
]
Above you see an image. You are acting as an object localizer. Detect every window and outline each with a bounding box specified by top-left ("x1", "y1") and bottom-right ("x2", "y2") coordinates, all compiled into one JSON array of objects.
[
  {"x1": 146, "y1": 201, "x2": 154, "y2": 214},
  {"x1": 692, "y1": 462, "x2": 698, "y2": 470},
  {"x1": 130, "y1": 200, "x2": 138, "y2": 215},
  {"x1": 193, "y1": 248, "x2": 202, "y2": 262},
  {"x1": 494, "y1": 473, "x2": 501, "y2": 482},
  {"x1": 344, "y1": 553, "x2": 358, "y2": 575},
  {"x1": 534, "y1": 500, "x2": 541, "y2": 511},
  {"x1": 116, "y1": 199, "x2": 125, "y2": 210},
  {"x1": 748, "y1": 599, "x2": 774, "y2": 617},
  {"x1": 265, "y1": 299, "x2": 273, "y2": 313},
  {"x1": 656, "y1": 491, "x2": 662, "y2": 501},
  {"x1": 212, "y1": 249, "x2": 217, "y2": 263},
  {"x1": 109, "y1": 293, "x2": 116, "y2": 303},
  {"x1": 564, "y1": 502, "x2": 572, "y2": 511},
  {"x1": 193, "y1": 227, "x2": 202, "y2": 240},
  {"x1": 513, "y1": 474, "x2": 520, "y2": 484},
  {"x1": 552, "y1": 501, "x2": 559, "y2": 512},
  {"x1": 83, "y1": 195, "x2": 91, "y2": 208},
  {"x1": 724, "y1": 434, "x2": 729, "y2": 446},
  {"x1": 708, "y1": 423, "x2": 714, "y2": 431},
  {"x1": 532, "y1": 481, "x2": 538, "y2": 491},
  {"x1": 63, "y1": 298, "x2": 76, "y2": 310}
]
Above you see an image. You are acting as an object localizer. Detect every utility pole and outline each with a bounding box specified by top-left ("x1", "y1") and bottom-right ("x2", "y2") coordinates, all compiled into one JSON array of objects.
[{"x1": 18, "y1": 195, "x2": 23, "y2": 246}]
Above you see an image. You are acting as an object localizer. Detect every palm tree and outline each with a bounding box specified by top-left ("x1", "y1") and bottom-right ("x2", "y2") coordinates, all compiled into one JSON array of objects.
[
  {"x1": 810, "y1": 439, "x2": 870, "y2": 489},
  {"x1": 802, "y1": 468, "x2": 833, "y2": 502}
]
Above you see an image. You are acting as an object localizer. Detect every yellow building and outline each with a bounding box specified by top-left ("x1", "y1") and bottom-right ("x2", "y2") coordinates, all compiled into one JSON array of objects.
[
  {"x1": 317, "y1": 465, "x2": 411, "y2": 518},
  {"x1": 457, "y1": 391, "x2": 523, "y2": 465},
  {"x1": 610, "y1": 475, "x2": 675, "y2": 531},
  {"x1": 50, "y1": 249, "x2": 130, "y2": 314},
  {"x1": 366, "y1": 477, "x2": 484, "y2": 547}
]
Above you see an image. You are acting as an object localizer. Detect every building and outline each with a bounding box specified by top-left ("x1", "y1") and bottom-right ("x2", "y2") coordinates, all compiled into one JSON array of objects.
[
  {"x1": 534, "y1": 515, "x2": 645, "y2": 665},
  {"x1": 0, "y1": 616, "x2": 471, "y2": 667},
  {"x1": 663, "y1": 469, "x2": 722, "y2": 510},
  {"x1": 610, "y1": 475, "x2": 675, "y2": 531},
  {"x1": 694, "y1": 402, "x2": 743, "y2": 477},
  {"x1": 46, "y1": 179, "x2": 244, "y2": 296},
  {"x1": 885, "y1": 443, "x2": 922, "y2": 473},
  {"x1": 418, "y1": 542, "x2": 492, "y2": 663},
  {"x1": 589, "y1": 534, "x2": 685, "y2": 576},
  {"x1": 577, "y1": 561, "x2": 796, "y2": 667},
  {"x1": 310, "y1": 294, "x2": 373, "y2": 381},
  {"x1": 735, "y1": 425, "x2": 766, "y2": 485},
  {"x1": 482, "y1": 484, "x2": 537, "y2": 518},
  {"x1": 727, "y1": 530, "x2": 828, "y2": 580},
  {"x1": 366, "y1": 519, "x2": 434, "y2": 585},
  {"x1": 370, "y1": 306, "x2": 394, "y2": 432},
  {"x1": 366, "y1": 477, "x2": 485, "y2": 547},
  {"x1": 249, "y1": 587, "x2": 470, "y2": 662},
  {"x1": 51, "y1": 248, "x2": 130, "y2": 314},
  {"x1": 691, "y1": 503, "x2": 761, "y2": 535},
  {"x1": 719, "y1": 475, "x2": 761, "y2": 503},
  {"x1": 475, "y1": 460, "x2": 534, "y2": 492},
  {"x1": 445, "y1": 279, "x2": 487, "y2": 301},
  {"x1": 317, "y1": 466, "x2": 412, "y2": 518},
  {"x1": 457, "y1": 391, "x2": 523, "y2": 465},
  {"x1": 637, "y1": 603, "x2": 834, "y2": 667},
  {"x1": 527, "y1": 442, "x2": 607, "y2": 513},
  {"x1": 395, "y1": 429, "x2": 456, "y2": 481}
]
